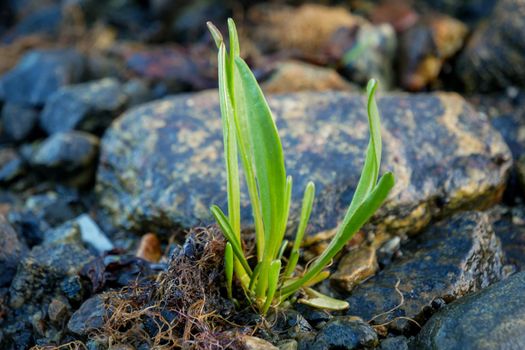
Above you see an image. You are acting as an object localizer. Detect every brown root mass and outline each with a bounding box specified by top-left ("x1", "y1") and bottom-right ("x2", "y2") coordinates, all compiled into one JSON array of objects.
[{"x1": 93, "y1": 226, "x2": 243, "y2": 349}]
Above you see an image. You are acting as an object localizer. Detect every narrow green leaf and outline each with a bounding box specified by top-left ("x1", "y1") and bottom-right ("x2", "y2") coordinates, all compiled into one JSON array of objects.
[
  {"x1": 211, "y1": 205, "x2": 252, "y2": 276},
  {"x1": 233, "y1": 57, "x2": 287, "y2": 262},
  {"x1": 280, "y1": 172, "x2": 394, "y2": 296},
  {"x1": 284, "y1": 181, "x2": 315, "y2": 278},
  {"x1": 277, "y1": 176, "x2": 293, "y2": 258},
  {"x1": 298, "y1": 287, "x2": 349, "y2": 311},
  {"x1": 344, "y1": 79, "x2": 381, "y2": 220},
  {"x1": 227, "y1": 18, "x2": 240, "y2": 59},
  {"x1": 262, "y1": 260, "x2": 282, "y2": 314},
  {"x1": 206, "y1": 22, "x2": 223, "y2": 48},
  {"x1": 225, "y1": 242, "x2": 234, "y2": 299},
  {"x1": 277, "y1": 240, "x2": 289, "y2": 260},
  {"x1": 303, "y1": 270, "x2": 330, "y2": 288}
]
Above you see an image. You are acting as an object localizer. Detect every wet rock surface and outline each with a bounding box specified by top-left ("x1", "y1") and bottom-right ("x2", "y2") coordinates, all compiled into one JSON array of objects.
[
  {"x1": 299, "y1": 316, "x2": 378, "y2": 350},
  {"x1": 413, "y1": 271, "x2": 525, "y2": 350},
  {"x1": 457, "y1": 0, "x2": 525, "y2": 91},
  {"x1": 0, "y1": 49, "x2": 85, "y2": 105},
  {"x1": 97, "y1": 90, "x2": 511, "y2": 236},
  {"x1": 40, "y1": 78, "x2": 128, "y2": 135},
  {"x1": 344, "y1": 211, "x2": 503, "y2": 333}
]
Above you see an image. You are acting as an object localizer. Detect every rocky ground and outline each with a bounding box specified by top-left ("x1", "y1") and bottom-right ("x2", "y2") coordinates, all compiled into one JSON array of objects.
[{"x1": 1, "y1": 0, "x2": 525, "y2": 349}]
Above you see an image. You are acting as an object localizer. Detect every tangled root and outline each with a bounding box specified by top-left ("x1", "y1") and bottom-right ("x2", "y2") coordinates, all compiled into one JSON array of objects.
[{"x1": 96, "y1": 226, "x2": 243, "y2": 349}]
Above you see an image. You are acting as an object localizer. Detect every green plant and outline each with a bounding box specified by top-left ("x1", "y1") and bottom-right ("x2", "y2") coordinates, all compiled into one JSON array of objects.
[{"x1": 207, "y1": 19, "x2": 395, "y2": 315}]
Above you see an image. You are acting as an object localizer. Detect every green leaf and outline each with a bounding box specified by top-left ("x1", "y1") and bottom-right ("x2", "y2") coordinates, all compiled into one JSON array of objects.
[
  {"x1": 206, "y1": 21, "x2": 223, "y2": 48},
  {"x1": 233, "y1": 56, "x2": 287, "y2": 261},
  {"x1": 280, "y1": 172, "x2": 394, "y2": 296},
  {"x1": 211, "y1": 205, "x2": 252, "y2": 276},
  {"x1": 262, "y1": 260, "x2": 282, "y2": 314},
  {"x1": 298, "y1": 287, "x2": 349, "y2": 311},
  {"x1": 284, "y1": 181, "x2": 315, "y2": 278},
  {"x1": 225, "y1": 242, "x2": 234, "y2": 299}
]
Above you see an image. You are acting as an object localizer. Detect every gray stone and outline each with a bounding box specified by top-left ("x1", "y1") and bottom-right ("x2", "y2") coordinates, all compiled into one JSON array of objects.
[
  {"x1": 9, "y1": 242, "x2": 94, "y2": 308},
  {"x1": 75, "y1": 213, "x2": 113, "y2": 253},
  {"x1": 457, "y1": 0, "x2": 525, "y2": 91},
  {"x1": 345, "y1": 211, "x2": 503, "y2": 333},
  {"x1": 40, "y1": 78, "x2": 128, "y2": 135},
  {"x1": 0, "y1": 49, "x2": 85, "y2": 106},
  {"x1": 67, "y1": 295, "x2": 107, "y2": 336},
  {"x1": 1, "y1": 103, "x2": 38, "y2": 141},
  {"x1": 302, "y1": 316, "x2": 378, "y2": 350},
  {"x1": 29, "y1": 131, "x2": 100, "y2": 187},
  {"x1": 96, "y1": 90, "x2": 511, "y2": 237},
  {"x1": 0, "y1": 147, "x2": 25, "y2": 184},
  {"x1": 0, "y1": 214, "x2": 27, "y2": 287},
  {"x1": 413, "y1": 271, "x2": 525, "y2": 350}
]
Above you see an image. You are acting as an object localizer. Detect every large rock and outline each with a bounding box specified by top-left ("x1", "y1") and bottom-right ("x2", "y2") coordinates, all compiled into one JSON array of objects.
[
  {"x1": 0, "y1": 214, "x2": 27, "y2": 287},
  {"x1": 96, "y1": 91, "x2": 511, "y2": 236},
  {"x1": 40, "y1": 78, "x2": 128, "y2": 135},
  {"x1": 457, "y1": 0, "x2": 525, "y2": 91},
  {"x1": 0, "y1": 49, "x2": 85, "y2": 105},
  {"x1": 344, "y1": 211, "x2": 503, "y2": 333},
  {"x1": 413, "y1": 271, "x2": 525, "y2": 350}
]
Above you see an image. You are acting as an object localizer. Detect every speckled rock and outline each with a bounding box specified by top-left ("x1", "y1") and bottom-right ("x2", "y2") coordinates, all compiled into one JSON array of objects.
[
  {"x1": 40, "y1": 78, "x2": 128, "y2": 135},
  {"x1": 9, "y1": 241, "x2": 94, "y2": 308},
  {"x1": 413, "y1": 271, "x2": 525, "y2": 350},
  {"x1": 261, "y1": 60, "x2": 357, "y2": 93},
  {"x1": 67, "y1": 295, "x2": 107, "y2": 336},
  {"x1": 344, "y1": 211, "x2": 503, "y2": 333},
  {"x1": 0, "y1": 214, "x2": 27, "y2": 287},
  {"x1": 299, "y1": 316, "x2": 378, "y2": 350},
  {"x1": 490, "y1": 205, "x2": 525, "y2": 271},
  {"x1": 1, "y1": 102, "x2": 38, "y2": 141},
  {"x1": 29, "y1": 131, "x2": 100, "y2": 187},
  {"x1": 457, "y1": 0, "x2": 525, "y2": 91},
  {"x1": 0, "y1": 49, "x2": 85, "y2": 105},
  {"x1": 97, "y1": 90, "x2": 511, "y2": 237},
  {"x1": 380, "y1": 336, "x2": 408, "y2": 350}
]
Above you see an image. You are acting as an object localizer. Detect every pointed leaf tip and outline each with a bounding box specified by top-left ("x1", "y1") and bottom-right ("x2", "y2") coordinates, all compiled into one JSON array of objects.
[{"x1": 207, "y1": 21, "x2": 223, "y2": 48}]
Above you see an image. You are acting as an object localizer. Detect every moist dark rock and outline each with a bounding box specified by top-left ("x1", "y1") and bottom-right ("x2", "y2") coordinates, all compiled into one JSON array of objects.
[
  {"x1": 468, "y1": 89, "x2": 525, "y2": 160},
  {"x1": 6, "y1": 187, "x2": 87, "y2": 246},
  {"x1": 0, "y1": 49, "x2": 85, "y2": 105},
  {"x1": 345, "y1": 211, "x2": 503, "y2": 333},
  {"x1": 0, "y1": 214, "x2": 27, "y2": 287},
  {"x1": 9, "y1": 242, "x2": 94, "y2": 308},
  {"x1": 2, "y1": 4, "x2": 62, "y2": 43},
  {"x1": 380, "y1": 336, "x2": 408, "y2": 350},
  {"x1": 67, "y1": 294, "x2": 107, "y2": 336},
  {"x1": 457, "y1": 0, "x2": 525, "y2": 91},
  {"x1": 97, "y1": 90, "x2": 511, "y2": 237},
  {"x1": 40, "y1": 78, "x2": 128, "y2": 135},
  {"x1": 0, "y1": 147, "x2": 26, "y2": 184},
  {"x1": 413, "y1": 271, "x2": 525, "y2": 350},
  {"x1": 299, "y1": 316, "x2": 378, "y2": 350},
  {"x1": 29, "y1": 131, "x2": 100, "y2": 187},
  {"x1": 490, "y1": 205, "x2": 525, "y2": 271},
  {"x1": 1, "y1": 102, "x2": 38, "y2": 141}
]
